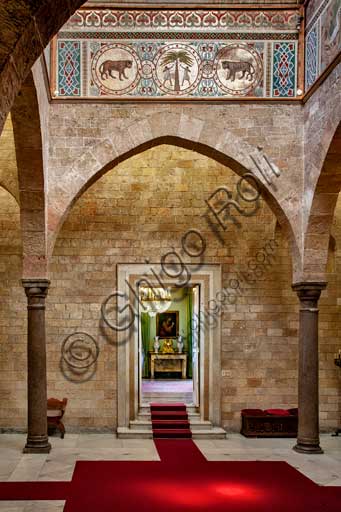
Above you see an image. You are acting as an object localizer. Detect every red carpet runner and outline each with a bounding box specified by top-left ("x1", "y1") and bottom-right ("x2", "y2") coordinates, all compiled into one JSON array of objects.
[
  {"x1": 151, "y1": 402, "x2": 192, "y2": 438},
  {"x1": 1, "y1": 437, "x2": 341, "y2": 511}
]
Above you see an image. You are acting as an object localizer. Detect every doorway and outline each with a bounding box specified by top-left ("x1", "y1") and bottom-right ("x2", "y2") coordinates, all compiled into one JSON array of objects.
[
  {"x1": 116, "y1": 263, "x2": 222, "y2": 430},
  {"x1": 139, "y1": 285, "x2": 200, "y2": 407}
]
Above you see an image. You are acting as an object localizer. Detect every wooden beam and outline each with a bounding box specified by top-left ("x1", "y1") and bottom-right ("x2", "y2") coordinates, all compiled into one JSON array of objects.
[{"x1": 50, "y1": 36, "x2": 57, "y2": 98}]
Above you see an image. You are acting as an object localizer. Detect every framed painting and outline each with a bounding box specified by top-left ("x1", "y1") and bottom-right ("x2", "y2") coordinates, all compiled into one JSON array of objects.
[{"x1": 156, "y1": 311, "x2": 179, "y2": 338}]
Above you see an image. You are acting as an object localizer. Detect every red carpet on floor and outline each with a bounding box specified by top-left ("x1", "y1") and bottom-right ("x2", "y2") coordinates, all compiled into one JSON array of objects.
[
  {"x1": 65, "y1": 440, "x2": 341, "y2": 512},
  {"x1": 0, "y1": 481, "x2": 70, "y2": 500},
  {"x1": 0, "y1": 438, "x2": 341, "y2": 511},
  {"x1": 151, "y1": 402, "x2": 192, "y2": 438}
]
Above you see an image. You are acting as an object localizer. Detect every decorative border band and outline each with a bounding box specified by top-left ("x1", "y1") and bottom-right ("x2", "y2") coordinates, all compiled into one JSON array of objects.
[{"x1": 59, "y1": 31, "x2": 299, "y2": 41}]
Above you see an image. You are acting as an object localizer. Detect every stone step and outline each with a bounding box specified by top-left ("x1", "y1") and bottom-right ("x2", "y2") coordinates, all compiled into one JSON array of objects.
[
  {"x1": 117, "y1": 427, "x2": 153, "y2": 439},
  {"x1": 191, "y1": 427, "x2": 227, "y2": 439},
  {"x1": 139, "y1": 405, "x2": 198, "y2": 415},
  {"x1": 153, "y1": 428, "x2": 192, "y2": 438},
  {"x1": 150, "y1": 402, "x2": 186, "y2": 411},
  {"x1": 134, "y1": 412, "x2": 200, "y2": 422},
  {"x1": 118, "y1": 426, "x2": 227, "y2": 439},
  {"x1": 152, "y1": 420, "x2": 190, "y2": 429},
  {"x1": 130, "y1": 421, "x2": 151, "y2": 431},
  {"x1": 130, "y1": 419, "x2": 218, "y2": 431},
  {"x1": 138, "y1": 409, "x2": 199, "y2": 419}
]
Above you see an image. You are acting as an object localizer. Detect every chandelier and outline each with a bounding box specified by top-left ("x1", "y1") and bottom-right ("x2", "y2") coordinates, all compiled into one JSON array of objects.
[{"x1": 140, "y1": 287, "x2": 172, "y2": 317}]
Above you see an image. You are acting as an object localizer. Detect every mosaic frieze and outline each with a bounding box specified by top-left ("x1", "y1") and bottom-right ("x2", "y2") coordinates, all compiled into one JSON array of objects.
[
  {"x1": 87, "y1": 41, "x2": 266, "y2": 98},
  {"x1": 53, "y1": 8, "x2": 299, "y2": 100},
  {"x1": 305, "y1": 0, "x2": 341, "y2": 90}
]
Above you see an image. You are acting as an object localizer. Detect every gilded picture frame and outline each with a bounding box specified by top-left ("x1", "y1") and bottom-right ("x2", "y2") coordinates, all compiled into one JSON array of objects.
[{"x1": 156, "y1": 311, "x2": 179, "y2": 338}]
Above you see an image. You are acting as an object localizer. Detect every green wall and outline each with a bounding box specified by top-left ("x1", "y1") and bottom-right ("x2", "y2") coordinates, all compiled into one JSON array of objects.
[
  {"x1": 148, "y1": 288, "x2": 188, "y2": 350},
  {"x1": 141, "y1": 287, "x2": 193, "y2": 377}
]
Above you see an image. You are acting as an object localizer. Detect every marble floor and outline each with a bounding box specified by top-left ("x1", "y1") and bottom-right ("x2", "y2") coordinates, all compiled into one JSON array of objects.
[
  {"x1": 0, "y1": 433, "x2": 340, "y2": 511},
  {"x1": 141, "y1": 378, "x2": 194, "y2": 404}
]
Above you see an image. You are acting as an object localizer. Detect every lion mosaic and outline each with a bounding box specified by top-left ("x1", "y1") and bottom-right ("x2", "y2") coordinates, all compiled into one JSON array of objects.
[
  {"x1": 99, "y1": 59, "x2": 133, "y2": 81},
  {"x1": 221, "y1": 60, "x2": 255, "y2": 82}
]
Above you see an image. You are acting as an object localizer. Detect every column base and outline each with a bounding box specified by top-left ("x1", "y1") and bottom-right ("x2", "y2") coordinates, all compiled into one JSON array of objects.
[
  {"x1": 293, "y1": 442, "x2": 323, "y2": 455},
  {"x1": 23, "y1": 435, "x2": 51, "y2": 454}
]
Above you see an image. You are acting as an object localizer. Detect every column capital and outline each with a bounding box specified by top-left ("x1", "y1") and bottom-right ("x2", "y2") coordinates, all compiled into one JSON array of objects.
[
  {"x1": 21, "y1": 279, "x2": 50, "y2": 299},
  {"x1": 292, "y1": 282, "x2": 327, "y2": 302}
]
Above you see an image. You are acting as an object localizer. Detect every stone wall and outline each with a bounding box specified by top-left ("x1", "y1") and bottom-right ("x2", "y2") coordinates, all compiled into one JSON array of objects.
[
  {"x1": 47, "y1": 144, "x2": 298, "y2": 431},
  {"x1": 45, "y1": 101, "x2": 305, "y2": 281},
  {"x1": 0, "y1": 143, "x2": 339, "y2": 431},
  {"x1": 0, "y1": 188, "x2": 26, "y2": 429},
  {"x1": 321, "y1": 195, "x2": 341, "y2": 430}
]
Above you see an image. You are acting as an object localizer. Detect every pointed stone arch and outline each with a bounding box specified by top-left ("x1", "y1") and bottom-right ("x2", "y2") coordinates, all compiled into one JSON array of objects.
[
  {"x1": 299, "y1": 63, "x2": 341, "y2": 282},
  {"x1": 0, "y1": 0, "x2": 85, "y2": 137},
  {"x1": 47, "y1": 112, "x2": 301, "y2": 280},
  {"x1": 12, "y1": 72, "x2": 47, "y2": 278},
  {"x1": 301, "y1": 122, "x2": 341, "y2": 282}
]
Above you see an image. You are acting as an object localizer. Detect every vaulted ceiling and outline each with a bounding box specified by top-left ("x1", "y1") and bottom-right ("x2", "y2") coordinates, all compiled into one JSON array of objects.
[
  {"x1": 0, "y1": 0, "x2": 84, "y2": 134},
  {"x1": 0, "y1": 114, "x2": 19, "y2": 202}
]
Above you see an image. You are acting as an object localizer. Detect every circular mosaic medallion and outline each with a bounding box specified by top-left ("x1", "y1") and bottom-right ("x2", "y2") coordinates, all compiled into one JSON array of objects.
[
  {"x1": 213, "y1": 44, "x2": 262, "y2": 96},
  {"x1": 141, "y1": 60, "x2": 154, "y2": 78},
  {"x1": 202, "y1": 60, "x2": 214, "y2": 79},
  {"x1": 91, "y1": 43, "x2": 141, "y2": 95},
  {"x1": 153, "y1": 43, "x2": 202, "y2": 96}
]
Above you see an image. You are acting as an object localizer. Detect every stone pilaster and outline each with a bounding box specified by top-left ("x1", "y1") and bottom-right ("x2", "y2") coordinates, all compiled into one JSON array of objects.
[
  {"x1": 22, "y1": 279, "x2": 51, "y2": 454},
  {"x1": 292, "y1": 282, "x2": 326, "y2": 454}
]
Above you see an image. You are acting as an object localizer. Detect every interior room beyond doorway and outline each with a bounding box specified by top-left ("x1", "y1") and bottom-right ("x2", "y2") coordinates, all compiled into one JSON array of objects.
[{"x1": 140, "y1": 286, "x2": 199, "y2": 406}]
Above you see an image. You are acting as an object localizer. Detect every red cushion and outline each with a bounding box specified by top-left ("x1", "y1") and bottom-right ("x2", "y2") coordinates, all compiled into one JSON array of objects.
[
  {"x1": 241, "y1": 409, "x2": 266, "y2": 416},
  {"x1": 265, "y1": 409, "x2": 290, "y2": 416},
  {"x1": 288, "y1": 408, "x2": 298, "y2": 416}
]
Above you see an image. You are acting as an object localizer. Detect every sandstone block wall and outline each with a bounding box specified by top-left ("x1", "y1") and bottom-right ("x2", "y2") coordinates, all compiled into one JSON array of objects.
[
  {"x1": 47, "y1": 144, "x2": 297, "y2": 431},
  {"x1": 45, "y1": 101, "x2": 305, "y2": 274},
  {"x1": 0, "y1": 189, "x2": 26, "y2": 429},
  {"x1": 0, "y1": 136, "x2": 340, "y2": 433}
]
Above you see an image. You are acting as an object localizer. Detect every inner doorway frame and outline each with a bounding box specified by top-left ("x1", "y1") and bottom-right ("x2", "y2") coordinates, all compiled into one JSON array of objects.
[
  {"x1": 139, "y1": 283, "x2": 200, "y2": 408},
  {"x1": 116, "y1": 263, "x2": 222, "y2": 429}
]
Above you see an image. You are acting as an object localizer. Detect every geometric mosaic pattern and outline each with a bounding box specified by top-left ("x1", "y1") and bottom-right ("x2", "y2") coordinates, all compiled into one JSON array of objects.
[
  {"x1": 58, "y1": 41, "x2": 81, "y2": 96},
  {"x1": 305, "y1": 0, "x2": 341, "y2": 91},
  {"x1": 272, "y1": 42, "x2": 296, "y2": 97},
  {"x1": 305, "y1": 24, "x2": 319, "y2": 90}
]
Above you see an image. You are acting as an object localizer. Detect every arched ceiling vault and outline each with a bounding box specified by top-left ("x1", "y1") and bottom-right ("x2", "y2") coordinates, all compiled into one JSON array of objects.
[{"x1": 0, "y1": 114, "x2": 19, "y2": 203}]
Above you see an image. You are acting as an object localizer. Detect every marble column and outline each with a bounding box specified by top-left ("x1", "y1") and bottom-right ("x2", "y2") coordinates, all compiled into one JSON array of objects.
[
  {"x1": 292, "y1": 282, "x2": 326, "y2": 454},
  {"x1": 22, "y1": 279, "x2": 51, "y2": 454}
]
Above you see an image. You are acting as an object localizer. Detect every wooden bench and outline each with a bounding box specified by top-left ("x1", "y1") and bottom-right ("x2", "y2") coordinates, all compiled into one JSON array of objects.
[
  {"x1": 241, "y1": 408, "x2": 298, "y2": 438},
  {"x1": 47, "y1": 398, "x2": 68, "y2": 438}
]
